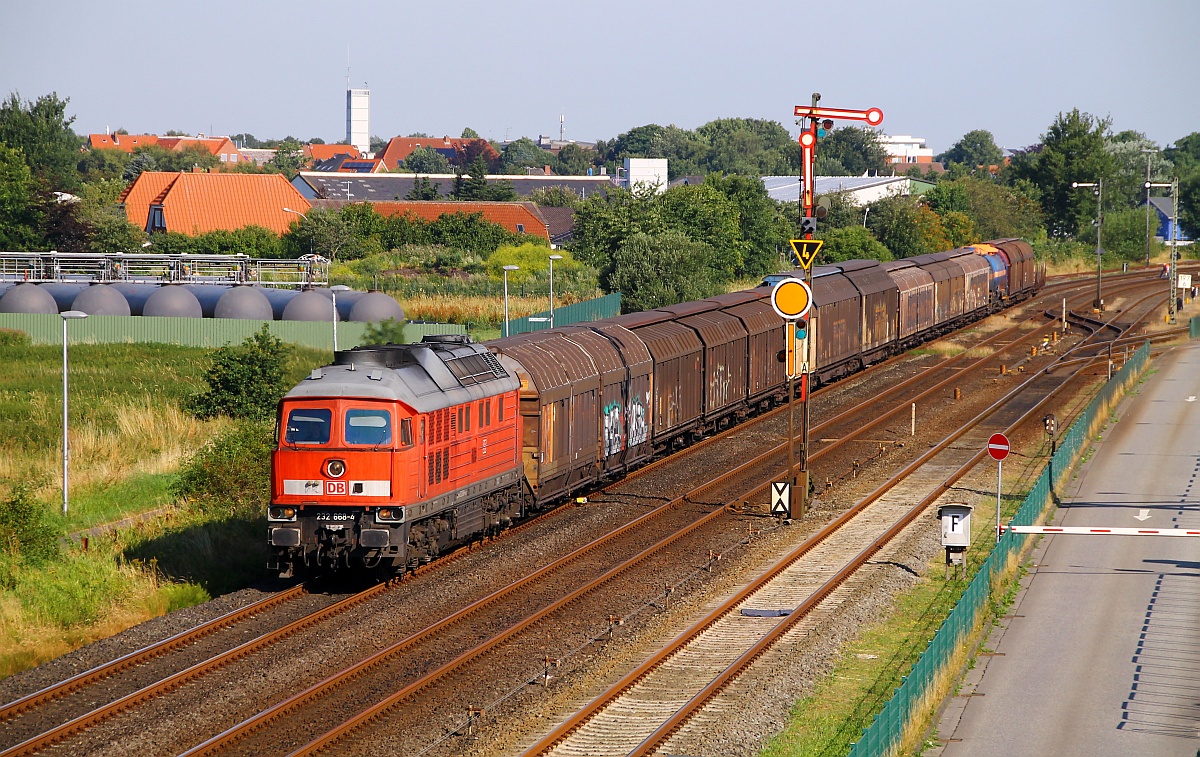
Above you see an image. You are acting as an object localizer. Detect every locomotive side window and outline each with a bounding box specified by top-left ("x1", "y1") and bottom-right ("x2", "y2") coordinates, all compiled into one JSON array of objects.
[
  {"x1": 485, "y1": 399, "x2": 491, "y2": 426},
  {"x1": 345, "y1": 409, "x2": 392, "y2": 446},
  {"x1": 497, "y1": 397, "x2": 504, "y2": 422},
  {"x1": 400, "y1": 418, "x2": 413, "y2": 447},
  {"x1": 285, "y1": 408, "x2": 332, "y2": 444}
]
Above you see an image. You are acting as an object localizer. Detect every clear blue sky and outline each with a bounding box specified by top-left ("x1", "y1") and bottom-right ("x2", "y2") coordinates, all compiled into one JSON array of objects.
[{"x1": 3, "y1": 0, "x2": 1196, "y2": 155}]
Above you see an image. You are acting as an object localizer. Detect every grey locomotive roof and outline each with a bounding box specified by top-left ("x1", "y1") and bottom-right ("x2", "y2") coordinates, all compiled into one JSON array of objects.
[{"x1": 285, "y1": 336, "x2": 519, "y2": 413}]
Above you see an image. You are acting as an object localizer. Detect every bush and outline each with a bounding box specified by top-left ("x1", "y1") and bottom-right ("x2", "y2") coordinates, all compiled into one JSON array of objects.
[
  {"x1": 362, "y1": 318, "x2": 406, "y2": 345},
  {"x1": 0, "y1": 329, "x2": 29, "y2": 347},
  {"x1": 186, "y1": 326, "x2": 291, "y2": 421},
  {"x1": 0, "y1": 481, "x2": 60, "y2": 568},
  {"x1": 172, "y1": 422, "x2": 273, "y2": 518}
]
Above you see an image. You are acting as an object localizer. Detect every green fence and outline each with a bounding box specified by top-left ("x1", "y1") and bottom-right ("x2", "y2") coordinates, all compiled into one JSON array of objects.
[
  {"x1": 847, "y1": 340, "x2": 1151, "y2": 757},
  {"x1": 1191, "y1": 316, "x2": 1200, "y2": 340},
  {"x1": 0, "y1": 313, "x2": 464, "y2": 350},
  {"x1": 506, "y1": 292, "x2": 621, "y2": 335}
]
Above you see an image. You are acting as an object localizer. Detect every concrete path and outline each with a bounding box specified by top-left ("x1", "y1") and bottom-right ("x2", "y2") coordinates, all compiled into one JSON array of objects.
[{"x1": 932, "y1": 342, "x2": 1200, "y2": 757}]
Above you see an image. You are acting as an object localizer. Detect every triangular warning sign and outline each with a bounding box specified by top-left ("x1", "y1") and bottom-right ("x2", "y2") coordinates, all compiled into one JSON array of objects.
[{"x1": 789, "y1": 239, "x2": 824, "y2": 270}]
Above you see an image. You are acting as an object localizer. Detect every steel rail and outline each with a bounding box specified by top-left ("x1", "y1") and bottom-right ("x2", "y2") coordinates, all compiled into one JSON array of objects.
[
  {"x1": 0, "y1": 583, "x2": 309, "y2": 723},
  {"x1": 0, "y1": 580, "x2": 394, "y2": 757},
  {"x1": 523, "y1": 309, "x2": 1141, "y2": 755}
]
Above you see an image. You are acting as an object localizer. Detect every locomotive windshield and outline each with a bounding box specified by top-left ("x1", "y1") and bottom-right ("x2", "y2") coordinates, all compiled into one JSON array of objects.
[
  {"x1": 345, "y1": 408, "x2": 392, "y2": 446},
  {"x1": 285, "y1": 408, "x2": 332, "y2": 444}
]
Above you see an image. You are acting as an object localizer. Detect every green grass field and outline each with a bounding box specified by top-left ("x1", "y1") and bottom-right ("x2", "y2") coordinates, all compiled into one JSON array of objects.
[{"x1": 0, "y1": 338, "x2": 326, "y2": 677}]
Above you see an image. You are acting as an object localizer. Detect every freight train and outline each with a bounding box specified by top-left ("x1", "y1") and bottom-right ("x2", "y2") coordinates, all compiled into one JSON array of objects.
[{"x1": 268, "y1": 238, "x2": 1041, "y2": 577}]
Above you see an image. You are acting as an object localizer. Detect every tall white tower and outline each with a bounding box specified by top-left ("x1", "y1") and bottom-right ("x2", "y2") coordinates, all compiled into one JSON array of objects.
[{"x1": 346, "y1": 87, "x2": 370, "y2": 156}]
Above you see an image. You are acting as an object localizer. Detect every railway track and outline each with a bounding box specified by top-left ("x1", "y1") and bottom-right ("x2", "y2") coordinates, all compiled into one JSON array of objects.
[
  {"x1": 0, "y1": 273, "x2": 1166, "y2": 756},
  {"x1": 520, "y1": 283, "x2": 1167, "y2": 756}
]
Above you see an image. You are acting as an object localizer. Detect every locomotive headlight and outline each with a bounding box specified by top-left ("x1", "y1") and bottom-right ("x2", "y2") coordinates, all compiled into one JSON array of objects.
[
  {"x1": 325, "y1": 459, "x2": 346, "y2": 478},
  {"x1": 378, "y1": 507, "x2": 394, "y2": 520},
  {"x1": 269, "y1": 506, "x2": 297, "y2": 521},
  {"x1": 376, "y1": 507, "x2": 403, "y2": 523}
]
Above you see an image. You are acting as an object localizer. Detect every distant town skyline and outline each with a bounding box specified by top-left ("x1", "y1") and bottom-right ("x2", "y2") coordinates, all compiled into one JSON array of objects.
[{"x1": 3, "y1": 0, "x2": 1196, "y2": 156}]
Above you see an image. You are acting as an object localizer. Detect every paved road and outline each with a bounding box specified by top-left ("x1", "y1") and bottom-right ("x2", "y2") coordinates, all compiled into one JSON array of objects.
[{"x1": 933, "y1": 342, "x2": 1200, "y2": 757}]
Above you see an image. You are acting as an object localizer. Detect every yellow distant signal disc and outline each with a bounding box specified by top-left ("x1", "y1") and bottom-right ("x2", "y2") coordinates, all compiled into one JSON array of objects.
[{"x1": 771, "y1": 277, "x2": 812, "y2": 320}]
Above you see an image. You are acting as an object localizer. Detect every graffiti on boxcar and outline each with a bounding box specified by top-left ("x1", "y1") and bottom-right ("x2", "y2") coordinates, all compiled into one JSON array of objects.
[
  {"x1": 710, "y1": 362, "x2": 732, "y2": 406},
  {"x1": 628, "y1": 394, "x2": 648, "y2": 448},
  {"x1": 602, "y1": 401, "x2": 625, "y2": 457}
]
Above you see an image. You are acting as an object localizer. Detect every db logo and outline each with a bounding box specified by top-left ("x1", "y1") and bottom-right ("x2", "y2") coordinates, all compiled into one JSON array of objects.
[{"x1": 325, "y1": 480, "x2": 348, "y2": 496}]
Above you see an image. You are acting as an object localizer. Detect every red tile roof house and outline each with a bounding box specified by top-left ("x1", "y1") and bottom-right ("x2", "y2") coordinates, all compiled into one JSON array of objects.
[
  {"x1": 119, "y1": 172, "x2": 311, "y2": 235},
  {"x1": 157, "y1": 135, "x2": 245, "y2": 166},
  {"x1": 310, "y1": 200, "x2": 550, "y2": 240},
  {"x1": 305, "y1": 144, "x2": 360, "y2": 162},
  {"x1": 88, "y1": 133, "x2": 159, "y2": 152}
]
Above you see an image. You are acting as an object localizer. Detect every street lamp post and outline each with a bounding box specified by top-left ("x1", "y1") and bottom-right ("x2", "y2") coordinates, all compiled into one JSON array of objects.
[
  {"x1": 283, "y1": 207, "x2": 312, "y2": 257},
  {"x1": 1072, "y1": 179, "x2": 1104, "y2": 311},
  {"x1": 60, "y1": 310, "x2": 88, "y2": 516},
  {"x1": 1141, "y1": 149, "x2": 1158, "y2": 268},
  {"x1": 1147, "y1": 180, "x2": 1179, "y2": 324},
  {"x1": 330, "y1": 285, "x2": 350, "y2": 353},
  {"x1": 548, "y1": 254, "x2": 563, "y2": 328},
  {"x1": 502, "y1": 265, "x2": 519, "y2": 337}
]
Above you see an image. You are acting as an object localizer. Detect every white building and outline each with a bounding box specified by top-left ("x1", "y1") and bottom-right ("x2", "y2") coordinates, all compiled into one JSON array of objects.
[
  {"x1": 623, "y1": 158, "x2": 668, "y2": 194},
  {"x1": 346, "y1": 87, "x2": 370, "y2": 157},
  {"x1": 879, "y1": 134, "x2": 934, "y2": 166}
]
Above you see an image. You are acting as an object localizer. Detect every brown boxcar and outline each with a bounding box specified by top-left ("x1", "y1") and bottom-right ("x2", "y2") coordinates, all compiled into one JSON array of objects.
[
  {"x1": 612, "y1": 312, "x2": 705, "y2": 444},
  {"x1": 909, "y1": 252, "x2": 966, "y2": 326},
  {"x1": 993, "y1": 238, "x2": 1038, "y2": 296},
  {"x1": 810, "y1": 266, "x2": 863, "y2": 382},
  {"x1": 945, "y1": 249, "x2": 993, "y2": 315},
  {"x1": 675, "y1": 310, "x2": 749, "y2": 423},
  {"x1": 838, "y1": 260, "x2": 898, "y2": 363},
  {"x1": 721, "y1": 296, "x2": 786, "y2": 407},
  {"x1": 488, "y1": 333, "x2": 601, "y2": 504},
  {"x1": 560, "y1": 323, "x2": 654, "y2": 475},
  {"x1": 881, "y1": 260, "x2": 935, "y2": 341}
]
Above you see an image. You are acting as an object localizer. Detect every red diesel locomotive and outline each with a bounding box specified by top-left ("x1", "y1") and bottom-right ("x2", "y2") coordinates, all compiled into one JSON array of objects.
[
  {"x1": 268, "y1": 239, "x2": 1041, "y2": 577},
  {"x1": 269, "y1": 336, "x2": 525, "y2": 576}
]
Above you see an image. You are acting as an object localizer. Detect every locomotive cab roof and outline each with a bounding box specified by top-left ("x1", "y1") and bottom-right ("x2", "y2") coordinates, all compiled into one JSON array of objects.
[{"x1": 286, "y1": 334, "x2": 519, "y2": 412}]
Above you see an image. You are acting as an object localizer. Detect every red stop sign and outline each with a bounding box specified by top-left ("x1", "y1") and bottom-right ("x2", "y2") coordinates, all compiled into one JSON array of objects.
[{"x1": 987, "y1": 433, "x2": 1010, "y2": 461}]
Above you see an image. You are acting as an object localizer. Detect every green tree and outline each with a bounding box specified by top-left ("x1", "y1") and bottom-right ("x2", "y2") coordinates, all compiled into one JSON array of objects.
[
  {"x1": 1178, "y1": 171, "x2": 1200, "y2": 239},
  {"x1": 370, "y1": 135, "x2": 388, "y2": 154},
  {"x1": 404, "y1": 146, "x2": 452, "y2": 174},
  {"x1": 938, "y1": 129, "x2": 1003, "y2": 170},
  {"x1": 362, "y1": 318, "x2": 406, "y2": 345},
  {"x1": 1008, "y1": 109, "x2": 1115, "y2": 238},
  {"x1": 405, "y1": 176, "x2": 442, "y2": 200},
  {"x1": 0, "y1": 144, "x2": 42, "y2": 250},
  {"x1": 553, "y1": 143, "x2": 599, "y2": 176},
  {"x1": 74, "y1": 179, "x2": 146, "y2": 253},
  {"x1": 123, "y1": 151, "x2": 158, "y2": 182},
  {"x1": 529, "y1": 185, "x2": 581, "y2": 208},
  {"x1": 281, "y1": 207, "x2": 360, "y2": 261},
  {"x1": 1164, "y1": 133, "x2": 1200, "y2": 177},
  {"x1": 0, "y1": 91, "x2": 82, "y2": 190},
  {"x1": 923, "y1": 182, "x2": 971, "y2": 215},
  {"x1": 271, "y1": 138, "x2": 305, "y2": 179},
  {"x1": 609, "y1": 231, "x2": 728, "y2": 312},
  {"x1": 185, "y1": 326, "x2": 292, "y2": 421},
  {"x1": 569, "y1": 186, "x2": 663, "y2": 283},
  {"x1": 452, "y1": 155, "x2": 515, "y2": 201},
  {"x1": 76, "y1": 148, "x2": 131, "y2": 182},
  {"x1": 867, "y1": 195, "x2": 925, "y2": 258},
  {"x1": 697, "y1": 118, "x2": 798, "y2": 175},
  {"x1": 0, "y1": 482, "x2": 59, "y2": 567},
  {"x1": 818, "y1": 225, "x2": 892, "y2": 263},
  {"x1": 501, "y1": 138, "x2": 549, "y2": 173},
  {"x1": 172, "y1": 422, "x2": 273, "y2": 517},
  {"x1": 598, "y1": 124, "x2": 707, "y2": 178},
  {"x1": 815, "y1": 127, "x2": 888, "y2": 176},
  {"x1": 703, "y1": 173, "x2": 789, "y2": 277},
  {"x1": 1105, "y1": 131, "x2": 1172, "y2": 209},
  {"x1": 461, "y1": 127, "x2": 480, "y2": 139},
  {"x1": 1101, "y1": 207, "x2": 1155, "y2": 261},
  {"x1": 657, "y1": 183, "x2": 745, "y2": 276}
]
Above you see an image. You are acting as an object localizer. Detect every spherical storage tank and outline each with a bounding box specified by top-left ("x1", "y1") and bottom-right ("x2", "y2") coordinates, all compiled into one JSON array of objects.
[
  {"x1": 142, "y1": 285, "x2": 203, "y2": 318},
  {"x1": 349, "y1": 292, "x2": 405, "y2": 323},
  {"x1": 111, "y1": 283, "x2": 160, "y2": 316},
  {"x1": 0, "y1": 283, "x2": 59, "y2": 314},
  {"x1": 38, "y1": 282, "x2": 86, "y2": 311},
  {"x1": 215, "y1": 286, "x2": 274, "y2": 320},
  {"x1": 282, "y1": 290, "x2": 338, "y2": 321},
  {"x1": 183, "y1": 285, "x2": 230, "y2": 318},
  {"x1": 72, "y1": 284, "x2": 131, "y2": 316},
  {"x1": 260, "y1": 288, "x2": 301, "y2": 320}
]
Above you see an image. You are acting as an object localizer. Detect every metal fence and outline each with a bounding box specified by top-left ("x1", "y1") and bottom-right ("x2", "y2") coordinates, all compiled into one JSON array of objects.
[
  {"x1": 505, "y1": 292, "x2": 621, "y2": 335},
  {"x1": 1191, "y1": 316, "x2": 1200, "y2": 340},
  {"x1": 0, "y1": 252, "x2": 328, "y2": 287},
  {"x1": 847, "y1": 340, "x2": 1151, "y2": 757},
  {"x1": 0, "y1": 313, "x2": 463, "y2": 350}
]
